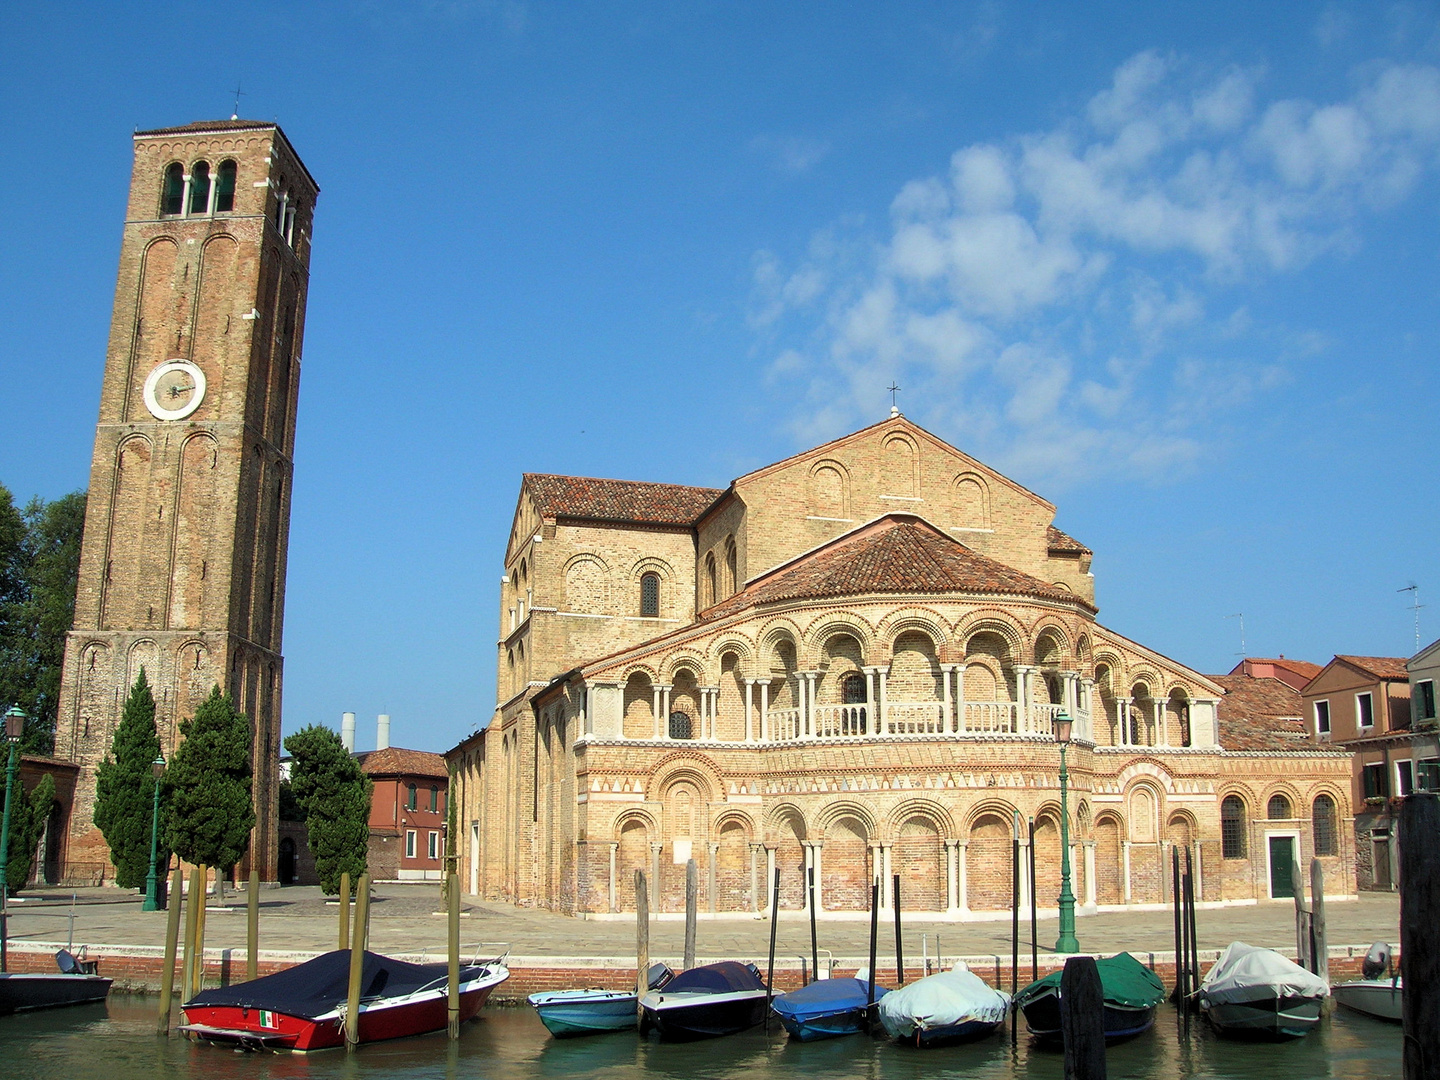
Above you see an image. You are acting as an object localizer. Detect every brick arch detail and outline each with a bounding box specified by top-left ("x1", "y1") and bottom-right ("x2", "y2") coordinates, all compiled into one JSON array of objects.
[
  {"x1": 956, "y1": 612, "x2": 1027, "y2": 664},
  {"x1": 962, "y1": 798, "x2": 1021, "y2": 836},
  {"x1": 1114, "y1": 759, "x2": 1177, "y2": 794},
  {"x1": 801, "y1": 613, "x2": 875, "y2": 666},
  {"x1": 1260, "y1": 781, "x2": 1305, "y2": 817},
  {"x1": 662, "y1": 650, "x2": 708, "y2": 683},
  {"x1": 1031, "y1": 619, "x2": 1073, "y2": 664},
  {"x1": 815, "y1": 799, "x2": 879, "y2": 839},
  {"x1": 707, "y1": 634, "x2": 754, "y2": 668},
  {"x1": 649, "y1": 753, "x2": 723, "y2": 803},
  {"x1": 764, "y1": 800, "x2": 809, "y2": 840},
  {"x1": 875, "y1": 608, "x2": 950, "y2": 658},
  {"x1": 611, "y1": 807, "x2": 658, "y2": 840},
  {"x1": 711, "y1": 809, "x2": 756, "y2": 839},
  {"x1": 884, "y1": 797, "x2": 956, "y2": 841}
]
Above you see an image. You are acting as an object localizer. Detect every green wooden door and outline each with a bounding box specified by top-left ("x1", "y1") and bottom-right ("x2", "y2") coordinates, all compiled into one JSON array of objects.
[{"x1": 1269, "y1": 836, "x2": 1296, "y2": 899}]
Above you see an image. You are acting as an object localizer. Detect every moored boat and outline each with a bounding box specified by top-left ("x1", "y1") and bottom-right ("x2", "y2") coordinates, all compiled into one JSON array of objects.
[
  {"x1": 1331, "y1": 978, "x2": 1402, "y2": 1022},
  {"x1": 0, "y1": 950, "x2": 112, "y2": 1016},
  {"x1": 771, "y1": 972, "x2": 890, "y2": 1041},
  {"x1": 1198, "y1": 941, "x2": 1328, "y2": 1040},
  {"x1": 875, "y1": 962, "x2": 1011, "y2": 1047},
  {"x1": 1014, "y1": 951, "x2": 1165, "y2": 1042},
  {"x1": 528, "y1": 963, "x2": 674, "y2": 1037},
  {"x1": 179, "y1": 949, "x2": 509, "y2": 1051},
  {"x1": 638, "y1": 961, "x2": 768, "y2": 1041}
]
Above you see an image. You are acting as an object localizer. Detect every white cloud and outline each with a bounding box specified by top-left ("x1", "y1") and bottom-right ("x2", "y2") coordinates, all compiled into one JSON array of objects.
[{"x1": 754, "y1": 52, "x2": 1440, "y2": 487}]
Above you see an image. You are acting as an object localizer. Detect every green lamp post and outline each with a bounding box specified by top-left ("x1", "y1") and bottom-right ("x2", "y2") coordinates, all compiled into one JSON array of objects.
[
  {"x1": 1053, "y1": 709, "x2": 1080, "y2": 954},
  {"x1": 141, "y1": 754, "x2": 165, "y2": 911},
  {"x1": 0, "y1": 705, "x2": 26, "y2": 972}
]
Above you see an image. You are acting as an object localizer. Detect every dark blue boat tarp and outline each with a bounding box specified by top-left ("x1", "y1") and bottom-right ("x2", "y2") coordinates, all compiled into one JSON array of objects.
[
  {"x1": 663, "y1": 962, "x2": 766, "y2": 995},
  {"x1": 184, "y1": 950, "x2": 481, "y2": 1019},
  {"x1": 773, "y1": 978, "x2": 888, "y2": 1022}
]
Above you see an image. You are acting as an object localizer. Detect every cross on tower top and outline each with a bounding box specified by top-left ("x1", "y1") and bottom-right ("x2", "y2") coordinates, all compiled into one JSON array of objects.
[
  {"x1": 887, "y1": 382, "x2": 901, "y2": 417},
  {"x1": 231, "y1": 81, "x2": 246, "y2": 121}
]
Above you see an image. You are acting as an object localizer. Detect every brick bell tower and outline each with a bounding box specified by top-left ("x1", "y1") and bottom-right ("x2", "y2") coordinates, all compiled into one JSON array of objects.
[{"x1": 54, "y1": 120, "x2": 319, "y2": 883}]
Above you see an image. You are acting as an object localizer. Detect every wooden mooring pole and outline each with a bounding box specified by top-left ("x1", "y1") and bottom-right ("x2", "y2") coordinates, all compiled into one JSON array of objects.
[
  {"x1": 807, "y1": 866, "x2": 819, "y2": 983},
  {"x1": 191, "y1": 865, "x2": 207, "y2": 994},
  {"x1": 447, "y1": 871, "x2": 460, "y2": 1038},
  {"x1": 892, "y1": 874, "x2": 904, "y2": 985},
  {"x1": 1011, "y1": 811, "x2": 1020, "y2": 1042},
  {"x1": 338, "y1": 871, "x2": 351, "y2": 951},
  {"x1": 684, "y1": 858, "x2": 698, "y2": 971},
  {"x1": 1309, "y1": 857, "x2": 1328, "y2": 984},
  {"x1": 635, "y1": 870, "x2": 650, "y2": 1025},
  {"x1": 246, "y1": 869, "x2": 259, "y2": 982},
  {"x1": 764, "y1": 866, "x2": 780, "y2": 1032},
  {"x1": 865, "y1": 879, "x2": 879, "y2": 1025},
  {"x1": 1028, "y1": 819, "x2": 1038, "y2": 983},
  {"x1": 157, "y1": 866, "x2": 183, "y2": 1035},
  {"x1": 1171, "y1": 845, "x2": 1184, "y2": 1006},
  {"x1": 1401, "y1": 794, "x2": 1440, "y2": 1080},
  {"x1": 1060, "y1": 955, "x2": 1107, "y2": 1080},
  {"x1": 179, "y1": 866, "x2": 198, "y2": 1002},
  {"x1": 1292, "y1": 851, "x2": 1311, "y2": 972},
  {"x1": 1184, "y1": 847, "x2": 1198, "y2": 1013},
  {"x1": 345, "y1": 872, "x2": 371, "y2": 1050}
]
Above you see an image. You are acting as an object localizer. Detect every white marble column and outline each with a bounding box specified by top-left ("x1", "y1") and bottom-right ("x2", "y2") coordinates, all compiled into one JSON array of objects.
[
  {"x1": 863, "y1": 667, "x2": 881, "y2": 734},
  {"x1": 607, "y1": 841, "x2": 618, "y2": 913},
  {"x1": 1084, "y1": 840, "x2": 1097, "y2": 908},
  {"x1": 707, "y1": 841, "x2": 720, "y2": 913},
  {"x1": 954, "y1": 661, "x2": 968, "y2": 733},
  {"x1": 1080, "y1": 678, "x2": 1095, "y2": 742},
  {"x1": 1015, "y1": 665, "x2": 1035, "y2": 733},
  {"x1": 1121, "y1": 839, "x2": 1132, "y2": 904},
  {"x1": 1192, "y1": 843, "x2": 1203, "y2": 902},
  {"x1": 957, "y1": 840, "x2": 970, "y2": 914},
  {"x1": 812, "y1": 841, "x2": 824, "y2": 912},
  {"x1": 945, "y1": 839, "x2": 959, "y2": 913},
  {"x1": 744, "y1": 679, "x2": 755, "y2": 742},
  {"x1": 941, "y1": 664, "x2": 955, "y2": 733},
  {"x1": 651, "y1": 842, "x2": 664, "y2": 909},
  {"x1": 660, "y1": 684, "x2": 673, "y2": 739},
  {"x1": 760, "y1": 681, "x2": 770, "y2": 741},
  {"x1": 1155, "y1": 698, "x2": 1167, "y2": 748},
  {"x1": 652, "y1": 684, "x2": 663, "y2": 739},
  {"x1": 1117, "y1": 696, "x2": 1132, "y2": 746}
]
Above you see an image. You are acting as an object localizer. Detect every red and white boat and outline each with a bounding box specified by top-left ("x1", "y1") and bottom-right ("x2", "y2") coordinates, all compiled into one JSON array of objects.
[{"x1": 179, "y1": 949, "x2": 509, "y2": 1051}]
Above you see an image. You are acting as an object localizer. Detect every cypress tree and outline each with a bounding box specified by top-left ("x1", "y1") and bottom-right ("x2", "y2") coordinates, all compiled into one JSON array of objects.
[
  {"x1": 93, "y1": 670, "x2": 168, "y2": 889},
  {"x1": 1, "y1": 771, "x2": 54, "y2": 895},
  {"x1": 283, "y1": 725, "x2": 371, "y2": 894},
  {"x1": 164, "y1": 687, "x2": 254, "y2": 875}
]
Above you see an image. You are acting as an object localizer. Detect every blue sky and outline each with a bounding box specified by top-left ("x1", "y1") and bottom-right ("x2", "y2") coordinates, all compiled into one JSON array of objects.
[{"x1": 3, "y1": 3, "x2": 1437, "y2": 753}]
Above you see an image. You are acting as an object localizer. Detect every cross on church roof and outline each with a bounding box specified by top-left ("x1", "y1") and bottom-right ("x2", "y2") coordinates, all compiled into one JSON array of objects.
[{"x1": 887, "y1": 382, "x2": 901, "y2": 416}]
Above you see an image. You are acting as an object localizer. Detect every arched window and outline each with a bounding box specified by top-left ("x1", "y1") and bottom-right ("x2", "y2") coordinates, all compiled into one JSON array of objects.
[
  {"x1": 406, "y1": 783, "x2": 418, "y2": 811},
  {"x1": 162, "y1": 162, "x2": 184, "y2": 215},
  {"x1": 640, "y1": 572, "x2": 660, "y2": 617},
  {"x1": 429, "y1": 786, "x2": 439, "y2": 812},
  {"x1": 841, "y1": 673, "x2": 867, "y2": 704},
  {"x1": 1221, "y1": 795, "x2": 1246, "y2": 859},
  {"x1": 724, "y1": 538, "x2": 737, "y2": 596},
  {"x1": 1267, "y1": 794, "x2": 1292, "y2": 820},
  {"x1": 1313, "y1": 795, "x2": 1337, "y2": 857},
  {"x1": 189, "y1": 161, "x2": 211, "y2": 215},
  {"x1": 703, "y1": 553, "x2": 716, "y2": 608},
  {"x1": 668, "y1": 711, "x2": 693, "y2": 740},
  {"x1": 215, "y1": 160, "x2": 237, "y2": 212}
]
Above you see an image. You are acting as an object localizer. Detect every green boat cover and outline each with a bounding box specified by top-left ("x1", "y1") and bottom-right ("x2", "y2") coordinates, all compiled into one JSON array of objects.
[{"x1": 1013, "y1": 952, "x2": 1166, "y2": 1011}]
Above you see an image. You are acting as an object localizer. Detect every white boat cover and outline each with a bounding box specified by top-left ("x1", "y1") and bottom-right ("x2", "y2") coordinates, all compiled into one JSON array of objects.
[
  {"x1": 1200, "y1": 942, "x2": 1330, "y2": 1006},
  {"x1": 877, "y1": 962, "x2": 1011, "y2": 1035}
]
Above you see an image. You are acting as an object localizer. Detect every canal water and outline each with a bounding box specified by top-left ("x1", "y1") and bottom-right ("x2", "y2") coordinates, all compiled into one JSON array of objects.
[{"x1": 4, "y1": 995, "x2": 1402, "y2": 1080}]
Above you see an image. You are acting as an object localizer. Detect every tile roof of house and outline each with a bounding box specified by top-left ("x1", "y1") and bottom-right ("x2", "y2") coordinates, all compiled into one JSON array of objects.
[
  {"x1": 701, "y1": 514, "x2": 1091, "y2": 621},
  {"x1": 524, "y1": 474, "x2": 725, "y2": 527},
  {"x1": 136, "y1": 120, "x2": 278, "y2": 135},
  {"x1": 1336, "y1": 655, "x2": 1412, "y2": 681},
  {"x1": 1211, "y1": 673, "x2": 1311, "y2": 752},
  {"x1": 358, "y1": 747, "x2": 448, "y2": 779},
  {"x1": 1046, "y1": 525, "x2": 1091, "y2": 555},
  {"x1": 1250, "y1": 657, "x2": 1323, "y2": 681}
]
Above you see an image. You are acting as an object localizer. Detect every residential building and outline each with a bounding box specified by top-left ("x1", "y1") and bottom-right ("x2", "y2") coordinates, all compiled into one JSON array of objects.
[
  {"x1": 1302, "y1": 655, "x2": 1415, "y2": 890},
  {"x1": 359, "y1": 747, "x2": 449, "y2": 881}
]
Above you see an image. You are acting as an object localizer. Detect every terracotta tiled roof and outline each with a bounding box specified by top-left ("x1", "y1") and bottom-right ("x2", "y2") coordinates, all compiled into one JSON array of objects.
[
  {"x1": 702, "y1": 514, "x2": 1091, "y2": 620},
  {"x1": 1047, "y1": 525, "x2": 1091, "y2": 555},
  {"x1": 524, "y1": 474, "x2": 725, "y2": 527},
  {"x1": 136, "y1": 120, "x2": 277, "y2": 135},
  {"x1": 1211, "y1": 673, "x2": 1310, "y2": 752},
  {"x1": 359, "y1": 747, "x2": 448, "y2": 779},
  {"x1": 1336, "y1": 655, "x2": 1412, "y2": 681}
]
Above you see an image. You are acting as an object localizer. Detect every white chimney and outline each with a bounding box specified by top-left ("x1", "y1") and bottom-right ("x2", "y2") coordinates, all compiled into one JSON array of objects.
[
  {"x1": 376, "y1": 713, "x2": 391, "y2": 751},
  {"x1": 341, "y1": 711, "x2": 356, "y2": 752}
]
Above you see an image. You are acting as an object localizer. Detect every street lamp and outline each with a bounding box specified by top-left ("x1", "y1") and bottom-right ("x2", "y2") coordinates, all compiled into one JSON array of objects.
[
  {"x1": 1052, "y1": 709, "x2": 1080, "y2": 954},
  {"x1": 142, "y1": 754, "x2": 165, "y2": 911},
  {"x1": 0, "y1": 705, "x2": 26, "y2": 972}
]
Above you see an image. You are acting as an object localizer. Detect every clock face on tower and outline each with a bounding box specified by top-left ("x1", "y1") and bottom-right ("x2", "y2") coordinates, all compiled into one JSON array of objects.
[{"x1": 142, "y1": 360, "x2": 207, "y2": 421}]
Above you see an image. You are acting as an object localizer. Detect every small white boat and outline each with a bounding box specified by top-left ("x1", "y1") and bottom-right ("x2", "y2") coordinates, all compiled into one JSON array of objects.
[
  {"x1": 528, "y1": 963, "x2": 673, "y2": 1037},
  {"x1": 1332, "y1": 942, "x2": 1401, "y2": 1023},
  {"x1": 1332, "y1": 978, "x2": 1402, "y2": 1022},
  {"x1": 1199, "y1": 942, "x2": 1329, "y2": 1040},
  {"x1": 876, "y1": 962, "x2": 1011, "y2": 1047}
]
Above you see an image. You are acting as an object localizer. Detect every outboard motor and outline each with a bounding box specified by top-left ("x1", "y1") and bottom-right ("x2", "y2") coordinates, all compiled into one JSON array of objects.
[{"x1": 1361, "y1": 941, "x2": 1391, "y2": 980}]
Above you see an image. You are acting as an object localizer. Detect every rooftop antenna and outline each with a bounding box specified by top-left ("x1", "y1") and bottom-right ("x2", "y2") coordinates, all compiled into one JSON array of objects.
[
  {"x1": 887, "y1": 382, "x2": 901, "y2": 417},
  {"x1": 230, "y1": 81, "x2": 246, "y2": 121},
  {"x1": 1400, "y1": 584, "x2": 1423, "y2": 653},
  {"x1": 1225, "y1": 613, "x2": 1246, "y2": 657}
]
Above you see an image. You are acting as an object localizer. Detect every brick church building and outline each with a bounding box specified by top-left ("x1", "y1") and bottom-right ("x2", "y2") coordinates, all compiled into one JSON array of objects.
[{"x1": 448, "y1": 413, "x2": 1355, "y2": 919}]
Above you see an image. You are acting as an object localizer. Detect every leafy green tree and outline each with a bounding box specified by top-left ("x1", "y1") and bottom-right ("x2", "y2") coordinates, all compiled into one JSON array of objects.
[
  {"x1": 0, "y1": 485, "x2": 86, "y2": 754},
  {"x1": 283, "y1": 725, "x2": 371, "y2": 894},
  {"x1": 93, "y1": 670, "x2": 169, "y2": 889},
  {"x1": 2, "y1": 772, "x2": 56, "y2": 896},
  {"x1": 164, "y1": 687, "x2": 254, "y2": 875}
]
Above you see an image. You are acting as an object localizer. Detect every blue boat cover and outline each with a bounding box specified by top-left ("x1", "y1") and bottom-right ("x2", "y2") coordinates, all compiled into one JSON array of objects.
[
  {"x1": 184, "y1": 950, "x2": 482, "y2": 1020},
  {"x1": 773, "y1": 978, "x2": 888, "y2": 1023},
  {"x1": 663, "y1": 961, "x2": 765, "y2": 994}
]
